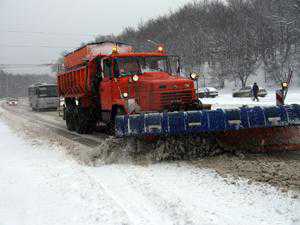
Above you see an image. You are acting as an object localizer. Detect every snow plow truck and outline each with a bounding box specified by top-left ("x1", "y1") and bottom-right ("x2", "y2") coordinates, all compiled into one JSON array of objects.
[{"x1": 57, "y1": 41, "x2": 300, "y2": 153}]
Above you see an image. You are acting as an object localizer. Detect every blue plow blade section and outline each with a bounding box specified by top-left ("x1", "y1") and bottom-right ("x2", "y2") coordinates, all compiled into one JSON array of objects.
[{"x1": 115, "y1": 104, "x2": 300, "y2": 138}]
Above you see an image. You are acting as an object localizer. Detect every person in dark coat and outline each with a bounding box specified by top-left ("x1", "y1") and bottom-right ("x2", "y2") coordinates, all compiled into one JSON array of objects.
[{"x1": 252, "y1": 82, "x2": 259, "y2": 101}]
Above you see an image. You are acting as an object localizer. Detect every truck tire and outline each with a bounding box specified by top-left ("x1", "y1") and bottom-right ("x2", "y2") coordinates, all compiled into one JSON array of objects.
[
  {"x1": 107, "y1": 106, "x2": 125, "y2": 135},
  {"x1": 74, "y1": 107, "x2": 94, "y2": 134},
  {"x1": 66, "y1": 108, "x2": 76, "y2": 131}
]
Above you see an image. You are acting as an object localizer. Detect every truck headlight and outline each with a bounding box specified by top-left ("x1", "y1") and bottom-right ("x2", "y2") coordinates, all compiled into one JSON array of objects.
[
  {"x1": 122, "y1": 92, "x2": 128, "y2": 98},
  {"x1": 132, "y1": 75, "x2": 139, "y2": 82},
  {"x1": 190, "y1": 73, "x2": 198, "y2": 80},
  {"x1": 158, "y1": 46, "x2": 164, "y2": 52}
]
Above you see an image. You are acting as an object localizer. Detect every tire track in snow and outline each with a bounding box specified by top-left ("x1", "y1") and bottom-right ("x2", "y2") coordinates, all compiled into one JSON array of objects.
[
  {"x1": 92, "y1": 164, "x2": 299, "y2": 225},
  {"x1": 1, "y1": 101, "x2": 104, "y2": 147},
  {"x1": 114, "y1": 165, "x2": 223, "y2": 225},
  {"x1": 83, "y1": 166, "x2": 175, "y2": 225},
  {"x1": 83, "y1": 165, "x2": 235, "y2": 225}
]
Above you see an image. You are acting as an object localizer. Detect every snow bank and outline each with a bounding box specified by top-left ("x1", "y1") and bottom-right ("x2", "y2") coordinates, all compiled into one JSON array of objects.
[
  {"x1": 0, "y1": 121, "x2": 130, "y2": 225},
  {"x1": 202, "y1": 89, "x2": 300, "y2": 109}
]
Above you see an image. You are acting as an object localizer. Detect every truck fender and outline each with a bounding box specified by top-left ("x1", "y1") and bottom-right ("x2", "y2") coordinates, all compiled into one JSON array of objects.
[{"x1": 111, "y1": 99, "x2": 128, "y2": 114}]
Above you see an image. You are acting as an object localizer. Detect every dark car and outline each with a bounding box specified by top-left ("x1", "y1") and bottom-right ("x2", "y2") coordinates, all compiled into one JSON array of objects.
[
  {"x1": 233, "y1": 86, "x2": 267, "y2": 98},
  {"x1": 197, "y1": 87, "x2": 219, "y2": 98}
]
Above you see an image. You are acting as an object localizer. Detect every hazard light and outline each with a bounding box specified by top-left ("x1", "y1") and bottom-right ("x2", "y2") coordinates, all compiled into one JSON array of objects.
[
  {"x1": 157, "y1": 45, "x2": 164, "y2": 52},
  {"x1": 112, "y1": 45, "x2": 119, "y2": 54},
  {"x1": 132, "y1": 75, "x2": 139, "y2": 82},
  {"x1": 122, "y1": 92, "x2": 128, "y2": 98}
]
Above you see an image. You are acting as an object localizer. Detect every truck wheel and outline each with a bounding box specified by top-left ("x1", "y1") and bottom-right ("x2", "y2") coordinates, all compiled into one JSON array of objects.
[
  {"x1": 107, "y1": 107, "x2": 125, "y2": 135},
  {"x1": 66, "y1": 108, "x2": 76, "y2": 131},
  {"x1": 74, "y1": 107, "x2": 93, "y2": 134}
]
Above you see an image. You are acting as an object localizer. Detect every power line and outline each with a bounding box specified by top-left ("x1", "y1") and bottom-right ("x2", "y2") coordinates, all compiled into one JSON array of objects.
[
  {"x1": 0, "y1": 67, "x2": 52, "y2": 70},
  {"x1": 0, "y1": 44, "x2": 76, "y2": 49},
  {"x1": 0, "y1": 63, "x2": 60, "y2": 69},
  {"x1": 0, "y1": 30, "x2": 98, "y2": 38}
]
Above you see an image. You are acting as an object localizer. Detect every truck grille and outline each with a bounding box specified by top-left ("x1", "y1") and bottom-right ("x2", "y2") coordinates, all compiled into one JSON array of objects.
[{"x1": 160, "y1": 90, "x2": 193, "y2": 108}]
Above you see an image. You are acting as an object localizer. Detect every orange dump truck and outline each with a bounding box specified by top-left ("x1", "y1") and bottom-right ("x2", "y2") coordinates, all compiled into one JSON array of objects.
[{"x1": 57, "y1": 41, "x2": 201, "y2": 133}]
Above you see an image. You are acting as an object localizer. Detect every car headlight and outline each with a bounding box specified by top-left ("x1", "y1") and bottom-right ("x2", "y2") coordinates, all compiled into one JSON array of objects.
[
  {"x1": 122, "y1": 92, "x2": 128, "y2": 98},
  {"x1": 132, "y1": 75, "x2": 139, "y2": 82}
]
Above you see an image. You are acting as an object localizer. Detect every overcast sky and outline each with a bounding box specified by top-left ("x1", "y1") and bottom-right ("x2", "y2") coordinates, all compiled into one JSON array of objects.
[{"x1": 0, "y1": 0, "x2": 194, "y2": 74}]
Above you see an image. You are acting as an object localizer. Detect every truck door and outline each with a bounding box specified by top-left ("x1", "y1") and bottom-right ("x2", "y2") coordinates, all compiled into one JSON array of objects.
[{"x1": 100, "y1": 58, "x2": 112, "y2": 110}]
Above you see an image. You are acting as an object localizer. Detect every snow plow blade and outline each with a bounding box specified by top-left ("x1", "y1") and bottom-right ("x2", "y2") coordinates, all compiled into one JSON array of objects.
[{"x1": 116, "y1": 104, "x2": 300, "y2": 139}]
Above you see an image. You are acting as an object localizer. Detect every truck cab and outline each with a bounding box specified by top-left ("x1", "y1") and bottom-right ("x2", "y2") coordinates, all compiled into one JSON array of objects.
[{"x1": 99, "y1": 51, "x2": 199, "y2": 116}]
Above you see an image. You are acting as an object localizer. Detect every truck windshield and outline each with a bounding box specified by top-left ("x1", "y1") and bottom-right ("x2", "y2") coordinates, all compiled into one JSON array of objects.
[
  {"x1": 38, "y1": 86, "x2": 58, "y2": 98},
  {"x1": 140, "y1": 56, "x2": 169, "y2": 73},
  {"x1": 114, "y1": 56, "x2": 171, "y2": 77}
]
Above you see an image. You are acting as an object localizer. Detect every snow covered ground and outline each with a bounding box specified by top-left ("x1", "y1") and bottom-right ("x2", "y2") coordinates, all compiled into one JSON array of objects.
[
  {"x1": 0, "y1": 120, "x2": 299, "y2": 225},
  {"x1": 201, "y1": 89, "x2": 300, "y2": 109}
]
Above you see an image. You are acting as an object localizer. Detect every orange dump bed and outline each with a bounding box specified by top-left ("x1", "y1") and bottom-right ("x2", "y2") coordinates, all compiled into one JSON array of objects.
[
  {"x1": 57, "y1": 66, "x2": 88, "y2": 97},
  {"x1": 58, "y1": 42, "x2": 133, "y2": 98},
  {"x1": 64, "y1": 42, "x2": 133, "y2": 69}
]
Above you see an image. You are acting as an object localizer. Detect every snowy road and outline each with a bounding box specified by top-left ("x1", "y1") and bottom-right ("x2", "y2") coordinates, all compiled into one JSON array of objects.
[
  {"x1": 0, "y1": 120, "x2": 299, "y2": 225},
  {"x1": 1, "y1": 100, "x2": 105, "y2": 148}
]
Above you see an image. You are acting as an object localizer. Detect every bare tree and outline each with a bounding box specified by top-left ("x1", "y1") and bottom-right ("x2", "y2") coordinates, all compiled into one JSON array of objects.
[
  {"x1": 0, "y1": 70, "x2": 55, "y2": 97},
  {"x1": 83, "y1": 0, "x2": 300, "y2": 87}
]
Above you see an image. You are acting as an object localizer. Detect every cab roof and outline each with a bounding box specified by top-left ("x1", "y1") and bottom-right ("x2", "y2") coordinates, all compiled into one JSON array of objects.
[
  {"x1": 64, "y1": 41, "x2": 131, "y2": 57},
  {"x1": 96, "y1": 52, "x2": 168, "y2": 59}
]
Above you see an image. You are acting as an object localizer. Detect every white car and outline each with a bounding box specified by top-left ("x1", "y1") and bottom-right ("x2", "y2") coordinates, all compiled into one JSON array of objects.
[
  {"x1": 6, "y1": 98, "x2": 18, "y2": 106},
  {"x1": 197, "y1": 87, "x2": 219, "y2": 98}
]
